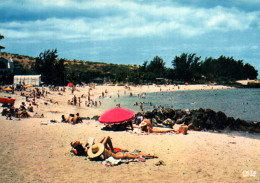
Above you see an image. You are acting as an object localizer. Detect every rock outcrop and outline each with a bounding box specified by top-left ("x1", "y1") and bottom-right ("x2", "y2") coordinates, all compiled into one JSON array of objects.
[{"x1": 136, "y1": 108, "x2": 260, "y2": 133}]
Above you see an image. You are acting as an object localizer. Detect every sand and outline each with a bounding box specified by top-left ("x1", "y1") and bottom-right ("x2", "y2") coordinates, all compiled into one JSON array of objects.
[
  {"x1": 236, "y1": 79, "x2": 260, "y2": 85},
  {"x1": 0, "y1": 84, "x2": 259, "y2": 183}
]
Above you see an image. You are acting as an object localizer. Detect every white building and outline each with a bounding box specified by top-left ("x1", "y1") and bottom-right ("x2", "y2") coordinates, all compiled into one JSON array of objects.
[
  {"x1": 0, "y1": 57, "x2": 13, "y2": 73},
  {"x1": 13, "y1": 75, "x2": 41, "y2": 86}
]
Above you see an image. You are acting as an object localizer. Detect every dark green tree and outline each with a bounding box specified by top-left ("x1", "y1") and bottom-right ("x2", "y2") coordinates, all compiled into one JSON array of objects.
[
  {"x1": 33, "y1": 49, "x2": 66, "y2": 85},
  {"x1": 140, "y1": 56, "x2": 167, "y2": 83},
  {"x1": 138, "y1": 61, "x2": 148, "y2": 83},
  {"x1": 140, "y1": 61, "x2": 148, "y2": 72},
  {"x1": 201, "y1": 57, "x2": 217, "y2": 81},
  {"x1": 147, "y1": 56, "x2": 166, "y2": 77},
  {"x1": 201, "y1": 56, "x2": 258, "y2": 82},
  {"x1": 55, "y1": 59, "x2": 66, "y2": 85},
  {"x1": 172, "y1": 53, "x2": 201, "y2": 81},
  {"x1": 243, "y1": 63, "x2": 258, "y2": 79}
]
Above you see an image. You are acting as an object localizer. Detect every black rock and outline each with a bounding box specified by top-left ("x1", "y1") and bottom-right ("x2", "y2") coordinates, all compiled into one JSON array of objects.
[
  {"x1": 135, "y1": 108, "x2": 259, "y2": 133},
  {"x1": 144, "y1": 111, "x2": 155, "y2": 118},
  {"x1": 162, "y1": 108, "x2": 175, "y2": 118}
]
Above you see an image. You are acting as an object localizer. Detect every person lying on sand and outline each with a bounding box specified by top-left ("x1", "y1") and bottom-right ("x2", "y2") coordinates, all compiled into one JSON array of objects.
[
  {"x1": 61, "y1": 114, "x2": 73, "y2": 123},
  {"x1": 28, "y1": 104, "x2": 33, "y2": 112},
  {"x1": 102, "y1": 120, "x2": 133, "y2": 131},
  {"x1": 173, "y1": 123, "x2": 200, "y2": 135},
  {"x1": 70, "y1": 140, "x2": 88, "y2": 156},
  {"x1": 139, "y1": 118, "x2": 175, "y2": 133},
  {"x1": 88, "y1": 136, "x2": 157, "y2": 160},
  {"x1": 71, "y1": 136, "x2": 157, "y2": 160},
  {"x1": 31, "y1": 99, "x2": 39, "y2": 107},
  {"x1": 62, "y1": 115, "x2": 70, "y2": 123},
  {"x1": 61, "y1": 113, "x2": 82, "y2": 124},
  {"x1": 72, "y1": 113, "x2": 82, "y2": 124},
  {"x1": 174, "y1": 123, "x2": 192, "y2": 135},
  {"x1": 19, "y1": 110, "x2": 44, "y2": 118}
]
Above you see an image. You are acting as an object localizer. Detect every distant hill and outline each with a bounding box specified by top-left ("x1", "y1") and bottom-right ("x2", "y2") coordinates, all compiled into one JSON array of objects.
[
  {"x1": 1, "y1": 51, "x2": 257, "y2": 86},
  {"x1": 1, "y1": 52, "x2": 35, "y2": 72},
  {"x1": 0, "y1": 52, "x2": 138, "y2": 76}
]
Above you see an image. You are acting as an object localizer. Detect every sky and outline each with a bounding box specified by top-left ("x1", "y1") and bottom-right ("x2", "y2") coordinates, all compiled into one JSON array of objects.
[{"x1": 0, "y1": 0, "x2": 260, "y2": 74}]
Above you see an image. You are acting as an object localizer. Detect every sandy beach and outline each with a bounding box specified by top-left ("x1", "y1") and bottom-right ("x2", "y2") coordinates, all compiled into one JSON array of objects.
[{"x1": 0, "y1": 84, "x2": 259, "y2": 183}]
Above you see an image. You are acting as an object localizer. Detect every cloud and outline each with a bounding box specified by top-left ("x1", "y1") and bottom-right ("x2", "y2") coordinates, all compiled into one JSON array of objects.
[
  {"x1": 0, "y1": 0, "x2": 259, "y2": 73},
  {"x1": 1, "y1": 0, "x2": 259, "y2": 43},
  {"x1": 1, "y1": 1, "x2": 259, "y2": 44}
]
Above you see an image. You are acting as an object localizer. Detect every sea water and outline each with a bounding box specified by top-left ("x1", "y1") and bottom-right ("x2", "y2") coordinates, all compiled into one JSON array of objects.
[{"x1": 101, "y1": 88, "x2": 260, "y2": 122}]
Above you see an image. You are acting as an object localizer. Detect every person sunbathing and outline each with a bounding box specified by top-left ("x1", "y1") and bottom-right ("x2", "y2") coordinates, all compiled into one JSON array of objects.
[
  {"x1": 71, "y1": 136, "x2": 157, "y2": 160},
  {"x1": 174, "y1": 123, "x2": 199, "y2": 134},
  {"x1": 72, "y1": 113, "x2": 82, "y2": 124},
  {"x1": 31, "y1": 99, "x2": 39, "y2": 107},
  {"x1": 70, "y1": 140, "x2": 88, "y2": 156},
  {"x1": 61, "y1": 115, "x2": 68, "y2": 123},
  {"x1": 88, "y1": 136, "x2": 157, "y2": 160},
  {"x1": 139, "y1": 118, "x2": 175, "y2": 133},
  {"x1": 102, "y1": 121, "x2": 133, "y2": 131},
  {"x1": 19, "y1": 110, "x2": 31, "y2": 118},
  {"x1": 61, "y1": 114, "x2": 73, "y2": 123},
  {"x1": 28, "y1": 104, "x2": 34, "y2": 112},
  {"x1": 19, "y1": 110, "x2": 44, "y2": 118}
]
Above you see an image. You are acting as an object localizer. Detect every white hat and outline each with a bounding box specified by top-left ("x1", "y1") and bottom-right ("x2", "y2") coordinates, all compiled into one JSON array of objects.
[{"x1": 87, "y1": 143, "x2": 105, "y2": 159}]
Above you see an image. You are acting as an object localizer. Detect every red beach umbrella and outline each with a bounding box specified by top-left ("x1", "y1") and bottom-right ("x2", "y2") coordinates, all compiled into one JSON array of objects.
[
  {"x1": 68, "y1": 83, "x2": 73, "y2": 87},
  {"x1": 99, "y1": 107, "x2": 135, "y2": 124}
]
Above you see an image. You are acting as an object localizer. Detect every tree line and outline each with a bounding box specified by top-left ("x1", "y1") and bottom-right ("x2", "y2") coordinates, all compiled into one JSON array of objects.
[
  {"x1": 1, "y1": 49, "x2": 259, "y2": 85},
  {"x1": 129, "y1": 53, "x2": 258, "y2": 84},
  {"x1": 33, "y1": 49, "x2": 258, "y2": 85}
]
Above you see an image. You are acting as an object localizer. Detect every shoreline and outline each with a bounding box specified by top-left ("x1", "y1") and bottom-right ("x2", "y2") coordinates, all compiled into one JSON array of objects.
[
  {"x1": 0, "y1": 84, "x2": 259, "y2": 183},
  {"x1": 0, "y1": 84, "x2": 234, "y2": 118}
]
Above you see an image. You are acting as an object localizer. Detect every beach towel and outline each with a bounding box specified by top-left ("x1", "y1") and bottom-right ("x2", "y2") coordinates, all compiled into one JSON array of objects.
[
  {"x1": 130, "y1": 129, "x2": 174, "y2": 135},
  {"x1": 102, "y1": 157, "x2": 122, "y2": 167},
  {"x1": 102, "y1": 157, "x2": 144, "y2": 167}
]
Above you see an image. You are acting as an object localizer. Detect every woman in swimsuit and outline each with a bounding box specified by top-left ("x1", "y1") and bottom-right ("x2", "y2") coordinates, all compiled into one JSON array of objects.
[
  {"x1": 88, "y1": 136, "x2": 157, "y2": 160},
  {"x1": 139, "y1": 118, "x2": 175, "y2": 133},
  {"x1": 71, "y1": 136, "x2": 157, "y2": 160}
]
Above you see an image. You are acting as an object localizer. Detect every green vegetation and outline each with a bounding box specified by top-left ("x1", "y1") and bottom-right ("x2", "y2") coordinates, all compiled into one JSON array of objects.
[
  {"x1": 171, "y1": 53, "x2": 258, "y2": 84},
  {"x1": 0, "y1": 49, "x2": 258, "y2": 86},
  {"x1": 0, "y1": 32, "x2": 258, "y2": 85}
]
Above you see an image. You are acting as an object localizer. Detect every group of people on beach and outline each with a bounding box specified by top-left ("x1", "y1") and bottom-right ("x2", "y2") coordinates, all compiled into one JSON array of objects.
[
  {"x1": 69, "y1": 115, "x2": 193, "y2": 166},
  {"x1": 0, "y1": 83, "x2": 197, "y2": 168},
  {"x1": 1, "y1": 101, "x2": 43, "y2": 120},
  {"x1": 67, "y1": 87, "x2": 104, "y2": 108},
  {"x1": 102, "y1": 113, "x2": 192, "y2": 135}
]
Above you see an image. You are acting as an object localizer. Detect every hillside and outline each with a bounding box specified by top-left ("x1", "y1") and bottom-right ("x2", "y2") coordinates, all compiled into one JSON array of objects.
[
  {"x1": 1, "y1": 51, "x2": 258, "y2": 86},
  {"x1": 0, "y1": 52, "x2": 138, "y2": 76}
]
